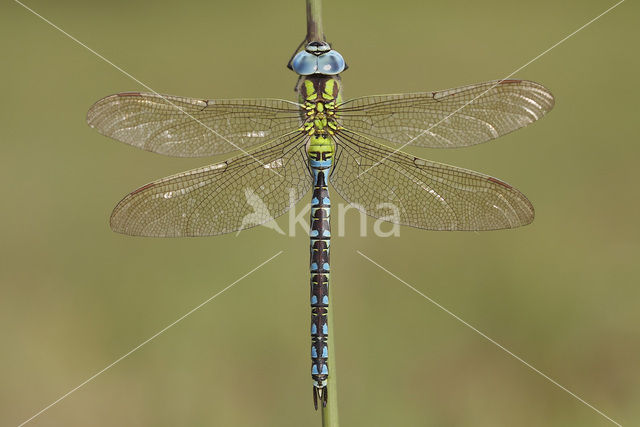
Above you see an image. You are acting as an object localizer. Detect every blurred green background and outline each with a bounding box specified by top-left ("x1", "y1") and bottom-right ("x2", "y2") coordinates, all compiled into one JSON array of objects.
[{"x1": 2, "y1": 0, "x2": 638, "y2": 425}]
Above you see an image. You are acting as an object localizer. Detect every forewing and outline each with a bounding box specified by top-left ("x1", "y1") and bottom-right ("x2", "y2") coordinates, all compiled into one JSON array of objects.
[
  {"x1": 330, "y1": 130, "x2": 534, "y2": 231},
  {"x1": 87, "y1": 92, "x2": 302, "y2": 157},
  {"x1": 337, "y1": 80, "x2": 554, "y2": 148},
  {"x1": 110, "y1": 132, "x2": 311, "y2": 237}
]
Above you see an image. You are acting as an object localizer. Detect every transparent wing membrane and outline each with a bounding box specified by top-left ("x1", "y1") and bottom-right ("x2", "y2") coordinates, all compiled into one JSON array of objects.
[
  {"x1": 330, "y1": 130, "x2": 534, "y2": 231},
  {"x1": 87, "y1": 93, "x2": 302, "y2": 157},
  {"x1": 337, "y1": 80, "x2": 554, "y2": 148},
  {"x1": 90, "y1": 79, "x2": 551, "y2": 235},
  {"x1": 110, "y1": 132, "x2": 311, "y2": 237}
]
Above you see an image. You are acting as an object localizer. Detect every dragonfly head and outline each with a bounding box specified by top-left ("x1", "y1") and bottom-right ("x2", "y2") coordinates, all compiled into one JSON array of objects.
[{"x1": 290, "y1": 41, "x2": 347, "y2": 76}]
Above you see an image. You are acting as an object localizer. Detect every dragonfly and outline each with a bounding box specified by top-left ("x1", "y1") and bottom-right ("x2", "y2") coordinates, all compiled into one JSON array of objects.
[{"x1": 87, "y1": 40, "x2": 554, "y2": 409}]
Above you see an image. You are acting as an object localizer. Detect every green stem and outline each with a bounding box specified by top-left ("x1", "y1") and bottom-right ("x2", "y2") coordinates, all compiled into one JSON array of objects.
[{"x1": 306, "y1": 0, "x2": 325, "y2": 42}]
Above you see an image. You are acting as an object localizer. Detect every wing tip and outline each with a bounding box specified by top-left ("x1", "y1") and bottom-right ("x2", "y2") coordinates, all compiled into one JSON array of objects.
[
  {"x1": 501, "y1": 78, "x2": 556, "y2": 111},
  {"x1": 86, "y1": 91, "x2": 147, "y2": 124},
  {"x1": 486, "y1": 175, "x2": 536, "y2": 230}
]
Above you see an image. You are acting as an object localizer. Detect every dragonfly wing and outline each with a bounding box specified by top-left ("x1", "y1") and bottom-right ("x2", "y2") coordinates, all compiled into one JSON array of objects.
[
  {"x1": 110, "y1": 132, "x2": 311, "y2": 237},
  {"x1": 87, "y1": 93, "x2": 302, "y2": 157},
  {"x1": 337, "y1": 80, "x2": 554, "y2": 148},
  {"x1": 330, "y1": 130, "x2": 534, "y2": 231}
]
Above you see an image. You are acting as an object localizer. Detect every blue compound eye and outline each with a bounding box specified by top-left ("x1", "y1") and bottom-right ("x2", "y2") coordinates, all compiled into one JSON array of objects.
[
  {"x1": 317, "y1": 50, "x2": 346, "y2": 75},
  {"x1": 291, "y1": 51, "x2": 318, "y2": 75}
]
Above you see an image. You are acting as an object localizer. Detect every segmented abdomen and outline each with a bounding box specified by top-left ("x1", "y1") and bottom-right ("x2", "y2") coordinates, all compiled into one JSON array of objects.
[{"x1": 310, "y1": 167, "x2": 330, "y2": 390}]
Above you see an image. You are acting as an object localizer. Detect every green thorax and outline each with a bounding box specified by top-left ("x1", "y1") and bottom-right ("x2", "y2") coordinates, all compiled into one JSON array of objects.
[{"x1": 298, "y1": 76, "x2": 342, "y2": 169}]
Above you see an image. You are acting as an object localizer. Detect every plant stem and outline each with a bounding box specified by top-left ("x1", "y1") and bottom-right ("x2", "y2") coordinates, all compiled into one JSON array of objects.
[{"x1": 306, "y1": 0, "x2": 325, "y2": 42}]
